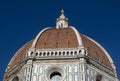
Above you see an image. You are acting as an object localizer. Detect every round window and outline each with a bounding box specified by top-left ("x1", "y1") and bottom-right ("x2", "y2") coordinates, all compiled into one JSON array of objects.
[
  {"x1": 50, "y1": 71, "x2": 62, "y2": 81},
  {"x1": 45, "y1": 66, "x2": 65, "y2": 81},
  {"x1": 96, "y1": 75, "x2": 102, "y2": 81},
  {"x1": 12, "y1": 77, "x2": 19, "y2": 81}
]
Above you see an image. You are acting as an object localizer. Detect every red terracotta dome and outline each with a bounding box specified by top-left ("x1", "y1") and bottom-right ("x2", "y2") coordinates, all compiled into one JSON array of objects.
[
  {"x1": 8, "y1": 10, "x2": 115, "y2": 73},
  {"x1": 8, "y1": 27, "x2": 114, "y2": 69},
  {"x1": 35, "y1": 28, "x2": 79, "y2": 49}
]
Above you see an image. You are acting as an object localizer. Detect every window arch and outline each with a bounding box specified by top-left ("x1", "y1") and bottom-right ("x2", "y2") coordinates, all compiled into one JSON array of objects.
[
  {"x1": 45, "y1": 66, "x2": 65, "y2": 81},
  {"x1": 50, "y1": 71, "x2": 62, "y2": 81},
  {"x1": 96, "y1": 75, "x2": 102, "y2": 81},
  {"x1": 12, "y1": 77, "x2": 19, "y2": 81}
]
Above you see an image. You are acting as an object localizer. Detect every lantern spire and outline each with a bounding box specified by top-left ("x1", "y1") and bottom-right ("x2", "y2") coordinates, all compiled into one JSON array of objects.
[{"x1": 56, "y1": 10, "x2": 69, "y2": 29}]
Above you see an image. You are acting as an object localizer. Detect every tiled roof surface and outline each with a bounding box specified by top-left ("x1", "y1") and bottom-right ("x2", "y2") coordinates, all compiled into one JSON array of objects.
[{"x1": 9, "y1": 27, "x2": 112, "y2": 69}]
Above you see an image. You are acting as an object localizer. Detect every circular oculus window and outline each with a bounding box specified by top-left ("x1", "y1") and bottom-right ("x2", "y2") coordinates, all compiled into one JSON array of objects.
[
  {"x1": 50, "y1": 71, "x2": 62, "y2": 81},
  {"x1": 45, "y1": 66, "x2": 65, "y2": 81}
]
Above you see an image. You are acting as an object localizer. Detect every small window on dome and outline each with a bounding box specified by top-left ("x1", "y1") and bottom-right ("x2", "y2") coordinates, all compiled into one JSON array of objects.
[
  {"x1": 79, "y1": 50, "x2": 81, "y2": 54},
  {"x1": 47, "y1": 52, "x2": 50, "y2": 56},
  {"x1": 55, "y1": 52, "x2": 57, "y2": 56},
  {"x1": 74, "y1": 51, "x2": 77, "y2": 55},
  {"x1": 50, "y1": 71, "x2": 62, "y2": 81},
  {"x1": 59, "y1": 52, "x2": 61, "y2": 56},
  {"x1": 36, "y1": 53, "x2": 38, "y2": 56},
  {"x1": 96, "y1": 75, "x2": 102, "y2": 81},
  {"x1": 58, "y1": 24, "x2": 61, "y2": 28},
  {"x1": 12, "y1": 77, "x2": 19, "y2": 81},
  {"x1": 67, "y1": 51, "x2": 69, "y2": 56},
  {"x1": 43, "y1": 52, "x2": 46, "y2": 56},
  {"x1": 51, "y1": 52, "x2": 54, "y2": 56},
  {"x1": 71, "y1": 51, "x2": 73, "y2": 54},
  {"x1": 31, "y1": 52, "x2": 33, "y2": 56},
  {"x1": 63, "y1": 52, "x2": 65, "y2": 56},
  {"x1": 61, "y1": 23, "x2": 63, "y2": 28},
  {"x1": 40, "y1": 52, "x2": 42, "y2": 56}
]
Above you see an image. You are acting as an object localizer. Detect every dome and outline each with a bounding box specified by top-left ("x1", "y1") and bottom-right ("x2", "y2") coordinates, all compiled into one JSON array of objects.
[
  {"x1": 7, "y1": 10, "x2": 115, "y2": 74},
  {"x1": 8, "y1": 27, "x2": 114, "y2": 70},
  {"x1": 4, "y1": 10, "x2": 119, "y2": 81},
  {"x1": 35, "y1": 27, "x2": 79, "y2": 49}
]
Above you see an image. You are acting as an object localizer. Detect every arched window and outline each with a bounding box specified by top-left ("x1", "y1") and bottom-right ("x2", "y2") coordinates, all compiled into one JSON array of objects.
[
  {"x1": 12, "y1": 77, "x2": 19, "y2": 81},
  {"x1": 61, "y1": 23, "x2": 63, "y2": 28},
  {"x1": 50, "y1": 71, "x2": 62, "y2": 81},
  {"x1": 96, "y1": 75, "x2": 102, "y2": 81}
]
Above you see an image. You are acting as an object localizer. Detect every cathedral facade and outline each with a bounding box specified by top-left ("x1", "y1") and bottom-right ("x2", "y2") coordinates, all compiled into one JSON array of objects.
[{"x1": 4, "y1": 10, "x2": 119, "y2": 81}]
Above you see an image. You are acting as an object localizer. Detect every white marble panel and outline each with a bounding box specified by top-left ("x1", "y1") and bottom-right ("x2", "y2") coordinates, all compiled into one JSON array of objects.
[
  {"x1": 38, "y1": 76, "x2": 41, "y2": 81},
  {"x1": 68, "y1": 66, "x2": 72, "y2": 73},
  {"x1": 74, "y1": 66, "x2": 78, "y2": 73},
  {"x1": 39, "y1": 67, "x2": 43, "y2": 74},
  {"x1": 33, "y1": 76, "x2": 37, "y2": 81},
  {"x1": 69, "y1": 75, "x2": 72, "y2": 81},
  {"x1": 34, "y1": 66, "x2": 38, "y2": 73},
  {"x1": 75, "y1": 75, "x2": 78, "y2": 81}
]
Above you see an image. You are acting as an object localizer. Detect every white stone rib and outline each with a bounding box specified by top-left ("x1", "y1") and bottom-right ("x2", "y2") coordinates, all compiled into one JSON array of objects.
[
  {"x1": 70, "y1": 26, "x2": 83, "y2": 47},
  {"x1": 31, "y1": 27, "x2": 51, "y2": 48},
  {"x1": 8, "y1": 40, "x2": 33, "y2": 67}
]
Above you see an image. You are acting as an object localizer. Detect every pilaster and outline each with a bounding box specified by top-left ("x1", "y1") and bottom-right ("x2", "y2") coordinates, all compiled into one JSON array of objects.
[
  {"x1": 79, "y1": 58, "x2": 86, "y2": 81},
  {"x1": 25, "y1": 60, "x2": 33, "y2": 81}
]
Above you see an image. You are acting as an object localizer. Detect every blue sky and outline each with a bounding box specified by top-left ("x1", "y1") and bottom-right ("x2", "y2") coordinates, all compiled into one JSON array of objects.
[{"x1": 0, "y1": 0, "x2": 120, "y2": 80}]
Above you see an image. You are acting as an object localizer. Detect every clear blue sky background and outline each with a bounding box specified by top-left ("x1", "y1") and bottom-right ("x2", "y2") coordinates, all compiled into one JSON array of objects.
[{"x1": 0, "y1": 0, "x2": 120, "y2": 80}]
